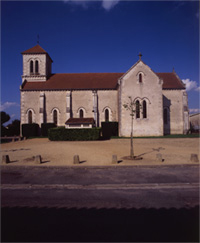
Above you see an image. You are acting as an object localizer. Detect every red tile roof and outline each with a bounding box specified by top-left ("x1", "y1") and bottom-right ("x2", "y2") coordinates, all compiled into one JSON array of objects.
[
  {"x1": 21, "y1": 44, "x2": 48, "y2": 54},
  {"x1": 156, "y1": 72, "x2": 185, "y2": 89},
  {"x1": 21, "y1": 72, "x2": 185, "y2": 91},
  {"x1": 21, "y1": 44, "x2": 53, "y2": 62},
  {"x1": 22, "y1": 73, "x2": 123, "y2": 90},
  {"x1": 66, "y1": 118, "x2": 95, "y2": 124}
]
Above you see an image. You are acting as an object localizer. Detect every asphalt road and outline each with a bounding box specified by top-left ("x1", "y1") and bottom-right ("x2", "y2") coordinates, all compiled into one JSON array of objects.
[{"x1": 1, "y1": 164, "x2": 199, "y2": 242}]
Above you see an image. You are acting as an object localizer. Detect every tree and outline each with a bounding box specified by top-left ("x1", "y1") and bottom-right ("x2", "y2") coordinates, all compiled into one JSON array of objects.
[
  {"x1": 1, "y1": 111, "x2": 10, "y2": 137},
  {"x1": 7, "y1": 119, "x2": 20, "y2": 136},
  {"x1": 1, "y1": 111, "x2": 10, "y2": 125},
  {"x1": 123, "y1": 96, "x2": 140, "y2": 159}
]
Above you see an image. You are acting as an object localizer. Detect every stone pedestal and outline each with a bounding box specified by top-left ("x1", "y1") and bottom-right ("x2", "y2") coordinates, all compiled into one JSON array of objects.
[
  {"x1": 74, "y1": 155, "x2": 80, "y2": 164},
  {"x1": 2, "y1": 155, "x2": 10, "y2": 164},
  {"x1": 112, "y1": 155, "x2": 118, "y2": 164},
  {"x1": 156, "y1": 153, "x2": 163, "y2": 162},
  {"x1": 35, "y1": 155, "x2": 42, "y2": 164}
]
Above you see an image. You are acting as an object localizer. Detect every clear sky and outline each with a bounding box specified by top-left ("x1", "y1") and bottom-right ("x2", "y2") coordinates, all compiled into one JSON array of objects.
[{"x1": 1, "y1": 0, "x2": 199, "y2": 124}]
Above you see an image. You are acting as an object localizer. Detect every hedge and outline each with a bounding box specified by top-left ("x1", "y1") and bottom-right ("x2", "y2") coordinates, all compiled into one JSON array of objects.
[
  {"x1": 22, "y1": 123, "x2": 39, "y2": 138},
  {"x1": 41, "y1": 123, "x2": 56, "y2": 136},
  {"x1": 48, "y1": 127, "x2": 101, "y2": 141},
  {"x1": 101, "y1": 122, "x2": 118, "y2": 139}
]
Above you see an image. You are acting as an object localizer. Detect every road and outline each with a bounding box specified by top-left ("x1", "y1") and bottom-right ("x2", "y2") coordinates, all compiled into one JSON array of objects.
[{"x1": 1, "y1": 164, "x2": 199, "y2": 242}]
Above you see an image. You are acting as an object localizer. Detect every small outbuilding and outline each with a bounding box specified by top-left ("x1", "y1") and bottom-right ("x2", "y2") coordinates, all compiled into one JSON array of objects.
[{"x1": 65, "y1": 118, "x2": 95, "y2": 129}]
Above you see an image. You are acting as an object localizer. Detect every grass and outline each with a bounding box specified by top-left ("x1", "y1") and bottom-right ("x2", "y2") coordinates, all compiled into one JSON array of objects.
[
  {"x1": 111, "y1": 134, "x2": 200, "y2": 139},
  {"x1": 4, "y1": 134, "x2": 199, "y2": 141}
]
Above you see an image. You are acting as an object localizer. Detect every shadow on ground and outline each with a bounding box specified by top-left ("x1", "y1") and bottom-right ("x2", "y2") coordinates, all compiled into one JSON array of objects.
[{"x1": 1, "y1": 206, "x2": 199, "y2": 242}]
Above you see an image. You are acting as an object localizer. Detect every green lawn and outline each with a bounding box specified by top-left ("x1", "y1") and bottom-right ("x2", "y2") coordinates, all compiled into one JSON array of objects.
[{"x1": 111, "y1": 134, "x2": 200, "y2": 139}]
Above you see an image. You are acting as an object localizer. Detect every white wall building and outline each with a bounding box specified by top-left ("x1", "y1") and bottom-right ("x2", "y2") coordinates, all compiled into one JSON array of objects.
[{"x1": 20, "y1": 44, "x2": 189, "y2": 136}]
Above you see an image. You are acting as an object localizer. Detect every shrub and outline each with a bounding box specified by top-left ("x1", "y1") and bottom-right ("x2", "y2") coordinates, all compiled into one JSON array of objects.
[
  {"x1": 48, "y1": 127, "x2": 101, "y2": 141},
  {"x1": 101, "y1": 122, "x2": 118, "y2": 139},
  {"x1": 7, "y1": 120, "x2": 20, "y2": 136},
  {"x1": 41, "y1": 123, "x2": 56, "y2": 136},
  {"x1": 22, "y1": 123, "x2": 39, "y2": 138}
]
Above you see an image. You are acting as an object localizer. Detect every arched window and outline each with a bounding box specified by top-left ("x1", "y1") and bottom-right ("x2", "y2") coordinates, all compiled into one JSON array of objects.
[
  {"x1": 28, "y1": 110, "x2": 32, "y2": 124},
  {"x1": 53, "y1": 110, "x2": 58, "y2": 125},
  {"x1": 164, "y1": 108, "x2": 168, "y2": 124},
  {"x1": 79, "y1": 109, "x2": 84, "y2": 118},
  {"x1": 139, "y1": 73, "x2": 142, "y2": 83},
  {"x1": 105, "y1": 109, "x2": 109, "y2": 122},
  {"x1": 143, "y1": 100, "x2": 147, "y2": 118},
  {"x1": 30, "y1": 60, "x2": 33, "y2": 74},
  {"x1": 136, "y1": 100, "x2": 140, "y2": 118},
  {"x1": 35, "y1": 60, "x2": 39, "y2": 74}
]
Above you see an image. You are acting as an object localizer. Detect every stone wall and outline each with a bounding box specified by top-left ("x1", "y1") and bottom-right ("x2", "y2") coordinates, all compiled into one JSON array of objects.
[
  {"x1": 21, "y1": 89, "x2": 118, "y2": 127},
  {"x1": 163, "y1": 90, "x2": 185, "y2": 134},
  {"x1": 119, "y1": 61, "x2": 163, "y2": 137}
]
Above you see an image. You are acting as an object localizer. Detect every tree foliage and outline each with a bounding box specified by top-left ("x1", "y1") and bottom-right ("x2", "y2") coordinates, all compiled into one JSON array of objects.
[
  {"x1": 7, "y1": 119, "x2": 20, "y2": 136},
  {"x1": 1, "y1": 111, "x2": 10, "y2": 125}
]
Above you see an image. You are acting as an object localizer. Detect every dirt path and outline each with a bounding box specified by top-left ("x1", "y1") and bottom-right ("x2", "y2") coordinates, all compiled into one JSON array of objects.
[{"x1": 1, "y1": 138, "x2": 199, "y2": 166}]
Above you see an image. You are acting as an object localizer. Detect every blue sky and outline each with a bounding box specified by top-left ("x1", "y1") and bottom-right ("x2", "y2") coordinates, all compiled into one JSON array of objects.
[{"x1": 1, "y1": 0, "x2": 199, "y2": 124}]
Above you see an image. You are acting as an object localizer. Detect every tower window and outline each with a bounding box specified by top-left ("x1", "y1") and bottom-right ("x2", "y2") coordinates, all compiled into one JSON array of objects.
[
  {"x1": 139, "y1": 73, "x2": 142, "y2": 83},
  {"x1": 35, "y1": 60, "x2": 39, "y2": 74},
  {"x1": 28, "y1": 110, "x2": 33, "y2": 124},
  {"x1": 136, "y1": 100, "x2": 140, "y2": 118},
  {"x1": 105, "y1": 109, "x2": 109, "y2": 122},
  {"x1": 53, "y1": 110, "x2": 58, "y2": 125},
  {"x1": 79, "y1": 109, "x2": 84, "y2": 118},
  {"x1": 30, "y1": 61, "x2": 33, "y2": 74},
  {"x1": 143, "y1": 100, "x2": 147, "y2": 118}
]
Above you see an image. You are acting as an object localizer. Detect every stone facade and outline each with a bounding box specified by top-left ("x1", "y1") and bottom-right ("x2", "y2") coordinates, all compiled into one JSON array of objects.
[
  {"x1": 119, "y1": 61, "x2": 163, "y2": 136},
  {"x1": 20, "y1": 44, "x2": 189, "y2": 136}
]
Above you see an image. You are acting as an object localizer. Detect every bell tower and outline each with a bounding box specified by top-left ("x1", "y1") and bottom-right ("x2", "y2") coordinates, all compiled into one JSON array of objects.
[{"x1": 21, "y1": 44, "x2": 53, "y2": 83}]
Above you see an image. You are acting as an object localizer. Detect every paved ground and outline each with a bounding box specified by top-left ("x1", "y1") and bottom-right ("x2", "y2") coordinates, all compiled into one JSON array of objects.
[
  {"x1": 1, "y1": 164, "x2": 199, "y2": 208},
  {"x1": 1, "y1": 138, "x2": 199, "y2": 242},
  {"x1": 1, "y1": 165, "x2": 199, "y2": 208},
  {"x1": 1, "y1": 165, "x2": 199, "y2": 242}
]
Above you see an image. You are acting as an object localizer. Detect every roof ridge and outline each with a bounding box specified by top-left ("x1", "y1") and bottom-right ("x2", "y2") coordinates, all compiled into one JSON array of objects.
[{"x1": 52, "y1": 72, "x2": 124, "y2": 75}]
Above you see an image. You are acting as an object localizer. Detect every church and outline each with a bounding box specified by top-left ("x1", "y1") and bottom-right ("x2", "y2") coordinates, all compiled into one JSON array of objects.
[{"x1": 20, "y1": 44, "x2": 189, "y2": 136}]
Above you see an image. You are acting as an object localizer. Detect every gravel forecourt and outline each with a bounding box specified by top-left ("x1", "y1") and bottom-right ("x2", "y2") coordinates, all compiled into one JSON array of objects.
[{"x1": 1, "y1": 137, "x2": 199, "y2": 166}]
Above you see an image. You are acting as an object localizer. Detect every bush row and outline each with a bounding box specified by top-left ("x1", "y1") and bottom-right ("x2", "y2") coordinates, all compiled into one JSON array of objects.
[
  {"x1": 48, "y1": 127, "x2": 101, "y2": 141},
  {"x1": 21, "y1": 123, "x2": 56, "y2": 137},
  {"x1": 22, "y1": 123, "x2": 39, "y2": 137},
  {"x1": 41, "y1": 123, "x2": 56, "y2": 136},
  {"x1": 21, "y1": 122, "x2": 119, "y2": 140},
  {"x1": 101, "y1": 122, "x2": 118, "y2": 139}
]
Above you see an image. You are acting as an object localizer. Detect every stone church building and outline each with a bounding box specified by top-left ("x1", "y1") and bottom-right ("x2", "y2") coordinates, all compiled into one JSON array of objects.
[{"x1": 20, "y1": 44, "x2": 189, "y2": 136}]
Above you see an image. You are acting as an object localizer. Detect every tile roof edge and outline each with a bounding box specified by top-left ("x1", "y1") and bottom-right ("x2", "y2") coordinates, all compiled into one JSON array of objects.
[{"x1": 21, "y1": 88, "x2": 118, "y2": 91}]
